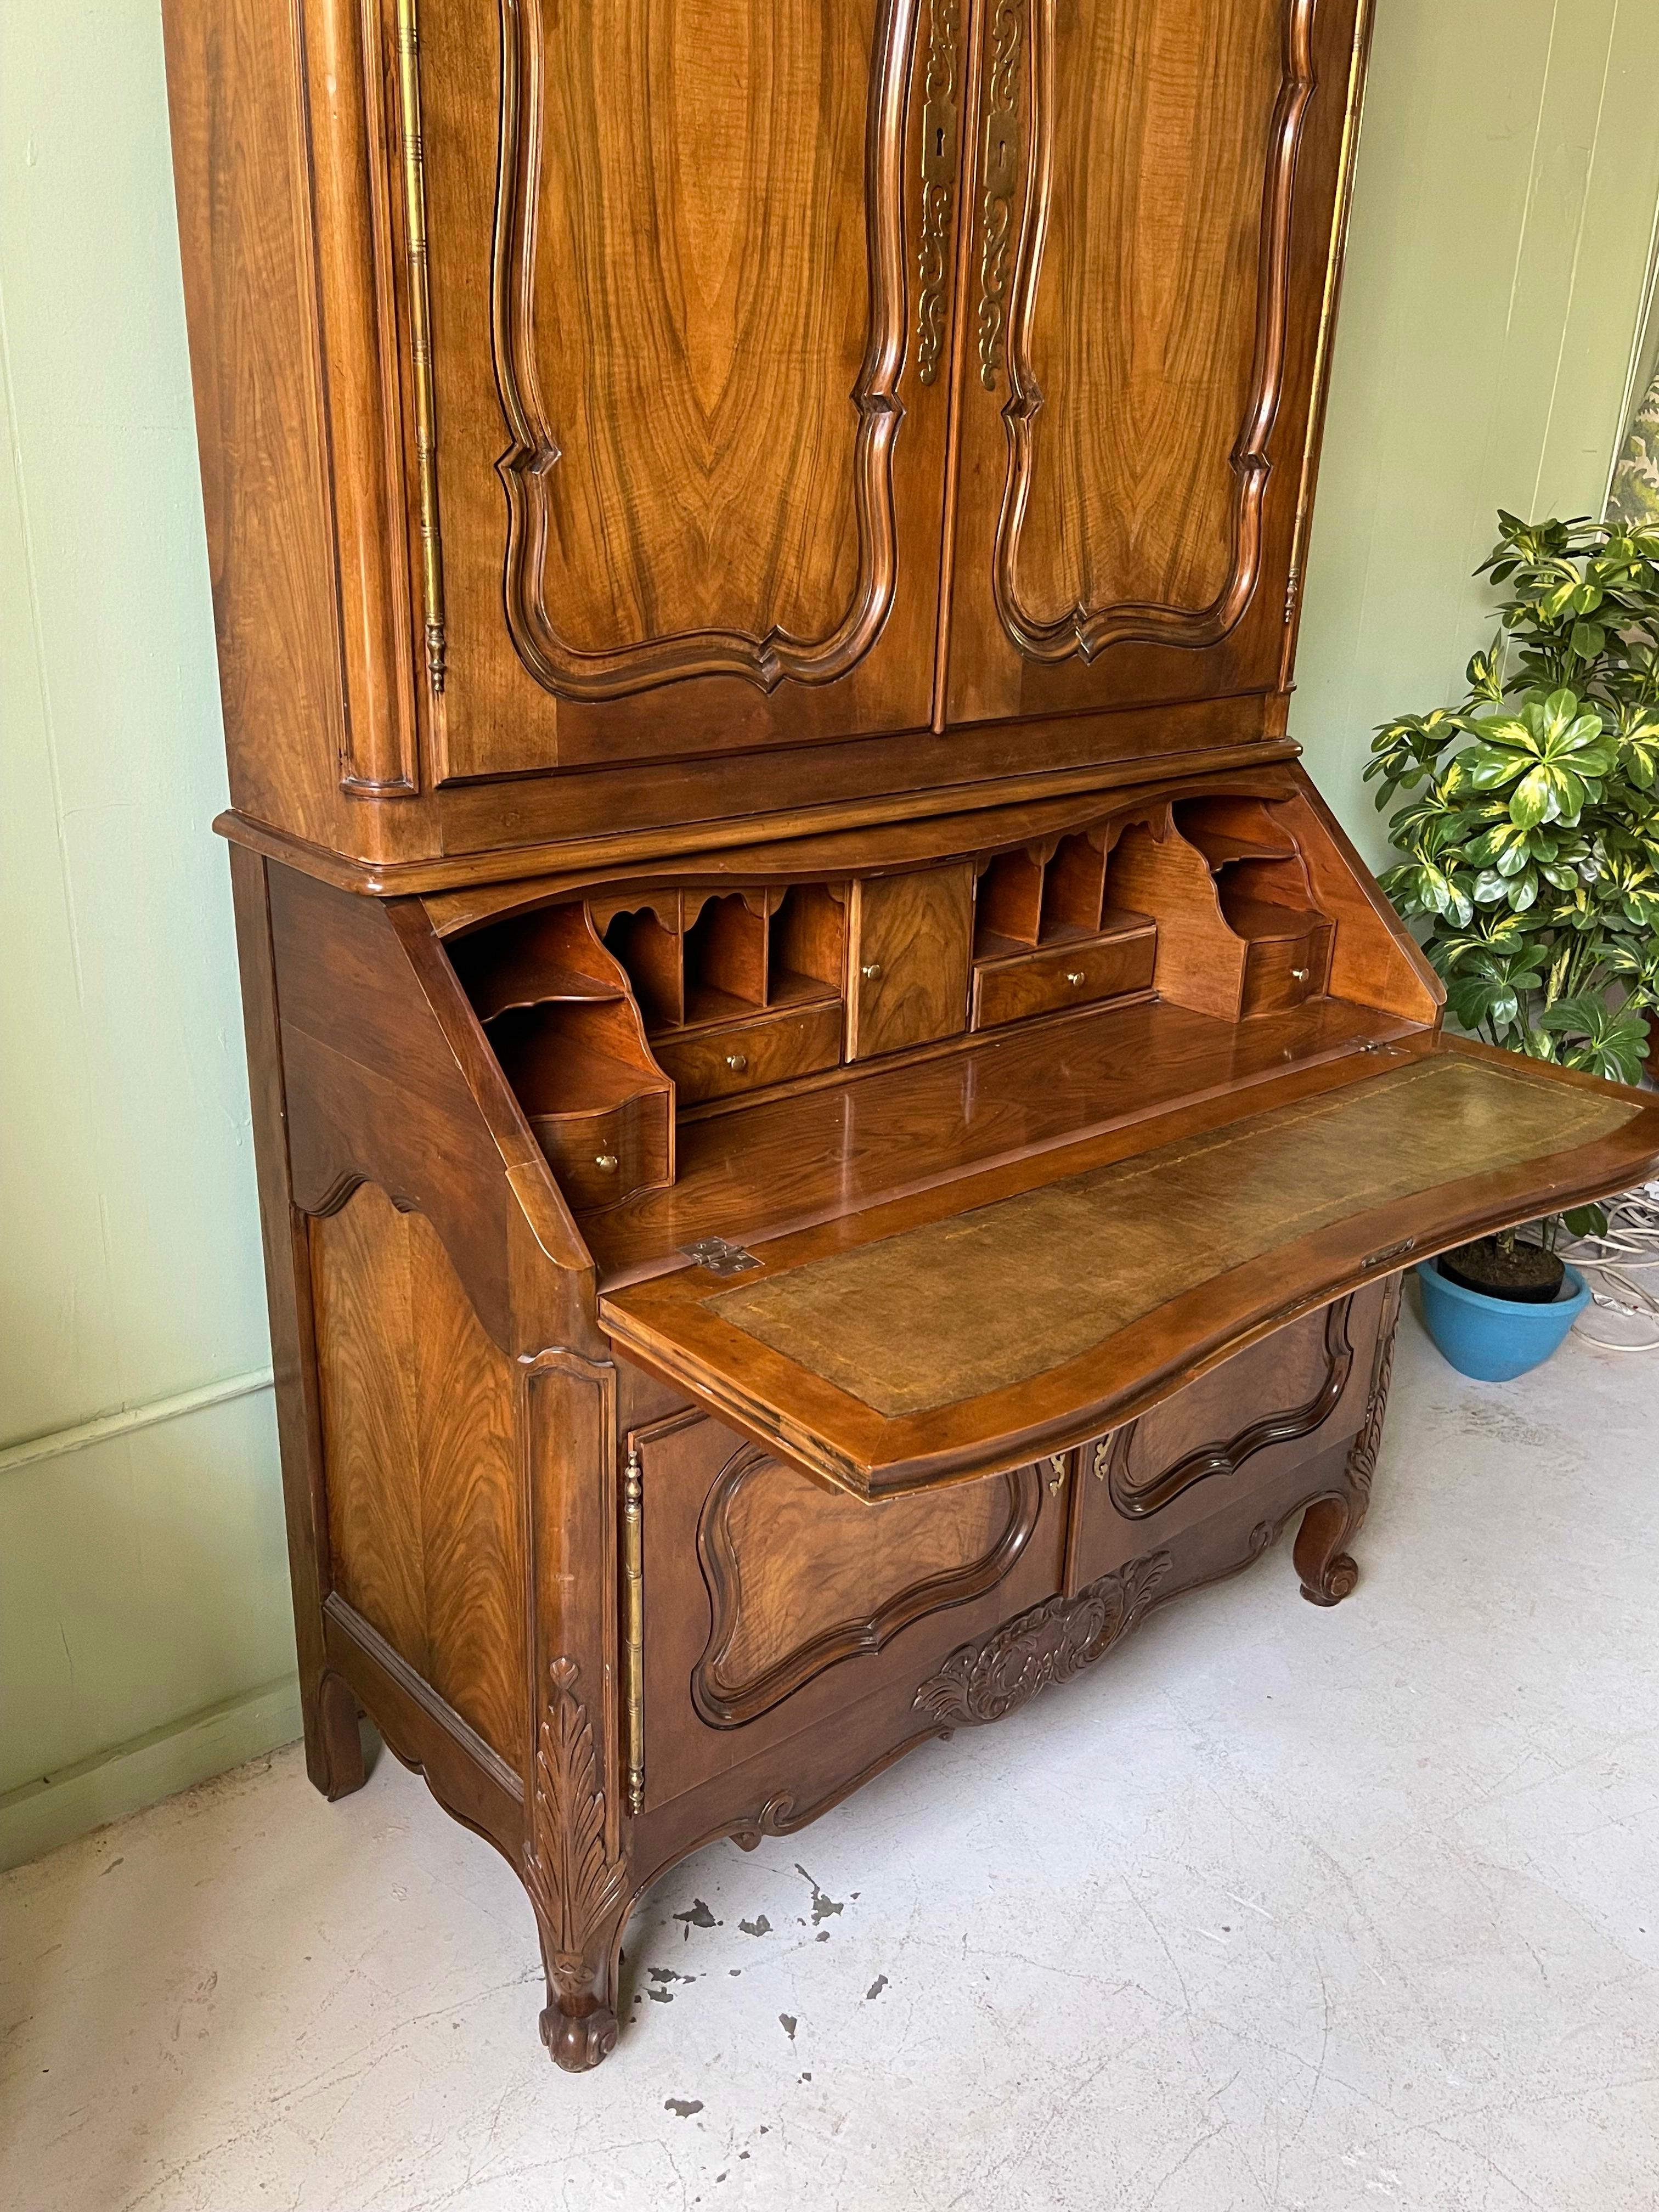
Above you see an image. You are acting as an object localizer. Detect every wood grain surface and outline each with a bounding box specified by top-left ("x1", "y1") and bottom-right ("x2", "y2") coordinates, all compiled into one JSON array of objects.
[
  {"x1": 582, "y1": 994, "x2": 1413, "y2": 1284},
  {"x1": 695, "y1": 1450, "x2": 1039, "y2": 1722},
  {"x1": 846, "y1": 864, "x2": 975, "y2": 1057},
  {"x1": 418, "y1": 0, "x2": 960, "y2": 783},
  {"x1": 969, "y1": 924, "x2": 1155, "y2": 1028},
  {"x1": 161, "y1": 0, "x2": 355, "y2": 853},
  {"x1": 1009, "y1": 0, "x2": 1293, "y2": 641},
  {"x1": 163, "y1": 0, "x2": 1367, "y2": 868},
  {"x1": 311, "y1": 1183, "x2": 527, "y2": 1769},
  {"x1": 495, "y1": 0, "x2": 885, "y2": 690},
  {"x1": 945, "y1": 0, "x2": 1365, "y2": 729}
]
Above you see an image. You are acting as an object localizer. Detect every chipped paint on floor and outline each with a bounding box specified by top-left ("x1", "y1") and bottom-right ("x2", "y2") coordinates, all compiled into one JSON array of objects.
[{"x1": 3, "y1": 1310, "x2": 1659, "y2": 2210}]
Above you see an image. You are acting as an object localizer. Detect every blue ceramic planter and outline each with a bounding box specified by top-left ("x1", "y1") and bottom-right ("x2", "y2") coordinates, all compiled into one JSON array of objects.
[{"x1": 1416, "y1": 1259, "x2": 1590, "y2": 1382}]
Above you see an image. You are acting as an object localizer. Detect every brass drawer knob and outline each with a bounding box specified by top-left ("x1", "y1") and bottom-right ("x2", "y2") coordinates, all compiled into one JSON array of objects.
[
  {"x1": 1291, "y1": 967, "x2": 1309, "y2": 982},
  {"x1": 594, "y1": 1153, "x2": 619, "y2": 1172},
  {"x1": 725, "y1": 1051, "x2": 748, "y2": 1073},
  {"x1": 1065, "y1": 970, "x2": 1086, "y2": 986},
  {"x1": 861, "y1": 961, "x2": 883, "y2": 981}
]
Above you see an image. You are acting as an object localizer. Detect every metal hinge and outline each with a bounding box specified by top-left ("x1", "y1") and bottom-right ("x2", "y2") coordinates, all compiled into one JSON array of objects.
[
  {"x1": 682, "y1": 1237, "x2": 761, "y2": 1276},
  {"x1": 1362, "y1": 1236, "x2": 1418, "y2": 1272}
]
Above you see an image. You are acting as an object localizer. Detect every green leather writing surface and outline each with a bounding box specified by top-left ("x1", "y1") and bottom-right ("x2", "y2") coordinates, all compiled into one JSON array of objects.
[{"x1": 709, "y1": 1056, "x2": 1635, "y2": 1417}]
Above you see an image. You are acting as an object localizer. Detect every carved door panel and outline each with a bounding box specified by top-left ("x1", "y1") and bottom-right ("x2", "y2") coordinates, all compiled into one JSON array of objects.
[
  {"x1": 942, "y1": 0, "x2": 1368, "y2": 732},
  {"x1": 405, "y1": 0, "x2": 968, "y2": 783},
  {"x1": 630, "y1": 1409, "x2": 1065, "y2": 1813},
  {"x1": 1067, "y1": 1285, "x2": 1383, "y2": 1592}
]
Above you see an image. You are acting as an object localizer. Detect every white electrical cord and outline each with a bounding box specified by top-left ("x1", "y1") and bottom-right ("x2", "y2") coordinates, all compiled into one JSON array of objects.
[{"x1": 1556, "y1": 1178, "x2": 1659, "y2": 1354}]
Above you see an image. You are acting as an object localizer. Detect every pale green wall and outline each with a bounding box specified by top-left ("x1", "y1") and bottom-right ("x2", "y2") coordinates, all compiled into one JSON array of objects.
[
  {"x1": 0, "y1": 2, "x2": 297, "y2": 1870},
  {"x1": 1, "y1": 1, "x2": 1655, "y2": 1867},
  {"x1": 1294, "y1": 0, "x2": 1659, "y2": 859}
]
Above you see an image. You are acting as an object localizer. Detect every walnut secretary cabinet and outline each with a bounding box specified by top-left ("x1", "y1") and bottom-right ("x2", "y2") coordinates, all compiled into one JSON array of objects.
[{"x1": 163, "y1": 0, "x2": 1659, "y2": 2069}]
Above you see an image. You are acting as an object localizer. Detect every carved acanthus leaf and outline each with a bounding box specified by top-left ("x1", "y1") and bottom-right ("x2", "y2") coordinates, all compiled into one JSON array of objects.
[
  {"x1": 914, "y1": 1551, "x2": 1172, "y2": 1728},
  {"x1": 523, "y1": 1656, "x2": 628, "y2": 1999}
]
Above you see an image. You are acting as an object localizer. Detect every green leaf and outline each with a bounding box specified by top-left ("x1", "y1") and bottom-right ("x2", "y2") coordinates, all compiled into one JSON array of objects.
[
  {"x1": 1466, "y1": 647, "x2": 1504, "y2": 701},
  {"x1": 1464, "y1": 745, "x2": 1524, "y2": 791},
  {"x1": 1446, "y1": 973, "x2": 1520, "y2": 1037},
  {"x1": 1375, "y1": 509, "x2": 1659, "y2": 1055},
  {"x1": 1562, "y1": 1204, "x2": 1610, "y2": 1240},
  {"x1": 1468, "y1": 716, "x2": 1533, "y2": 757},
  {"x1": 1416, "y1": 862, "x2": 1474, "y2": 926},
  {"x1": 1536, "y1": 997, "x2": 1651, "y2": 1084},
  {"x1": 1510, "y1": 765, "x2": 1566, "y2": 827}
]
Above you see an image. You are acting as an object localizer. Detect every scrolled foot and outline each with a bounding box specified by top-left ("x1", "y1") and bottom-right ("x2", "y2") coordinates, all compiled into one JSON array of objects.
[
  {"x1": 1299, "y1": 1549, "x2": 1358, "y2": 1607},
  {"x1": 1293, "y1": 1496, "x2": 1360, "y2": 1608},
  {"x1": 540, "y1": 2000, "x2": 619, "y2": 2073}
]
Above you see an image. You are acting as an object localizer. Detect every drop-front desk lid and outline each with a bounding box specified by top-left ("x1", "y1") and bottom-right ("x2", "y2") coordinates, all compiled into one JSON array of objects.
[{"x1": 599, "y1": 1037, "x2": 1659, "y2": 1499}]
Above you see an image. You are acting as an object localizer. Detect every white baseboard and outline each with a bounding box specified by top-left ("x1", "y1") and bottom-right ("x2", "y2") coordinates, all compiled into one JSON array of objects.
[{"x1": 0, "y1": 1675, "x2": 303, "y2": 1873}]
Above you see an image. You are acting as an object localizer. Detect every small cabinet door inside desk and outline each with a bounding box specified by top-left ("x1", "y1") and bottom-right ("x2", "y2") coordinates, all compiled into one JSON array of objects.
[{"x1": 847, "y1": 865, "x2": 975, "y2": 1059}]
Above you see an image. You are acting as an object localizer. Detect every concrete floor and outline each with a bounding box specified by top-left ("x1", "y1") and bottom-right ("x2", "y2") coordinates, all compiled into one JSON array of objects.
[{"x1": 4, "y1": 1299, "x2": 1659, "y2": 2212}]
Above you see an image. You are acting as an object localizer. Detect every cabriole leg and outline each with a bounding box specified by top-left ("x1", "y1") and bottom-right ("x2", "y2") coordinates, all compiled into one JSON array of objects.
[
  {"x1": 536, "y1": 1888, "x2": 631, "y2": 2073},
  {"x1": 1294, "y1": 1494, "x2": 1361, "y2": 1606},
  {"x1": 523, "y1": 1653, "x2": 633, "y2": 2074},
  {"x1": 1294, "y1": 1273, "x2": 1402, "y2": 1609}
]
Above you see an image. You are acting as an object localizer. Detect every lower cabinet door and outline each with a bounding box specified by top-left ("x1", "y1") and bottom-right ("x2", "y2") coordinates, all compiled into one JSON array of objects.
[
  {"x1": 1068, "y1": 1284, "x2": 1385, "y2": 1593},
  {"x1": 629, "y1": 1409, "x2": 1068, "y2": 1814}
]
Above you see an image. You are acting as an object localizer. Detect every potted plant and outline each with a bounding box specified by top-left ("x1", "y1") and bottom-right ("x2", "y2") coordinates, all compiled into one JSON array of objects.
[{"x1": 1367, "y1": 511, "x2": 1659, "y2": 1378}]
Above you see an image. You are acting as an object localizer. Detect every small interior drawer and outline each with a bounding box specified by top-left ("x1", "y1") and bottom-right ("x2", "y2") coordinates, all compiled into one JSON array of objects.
[
  {"x1": 1239, "y1": 917, "x2": 1333, "y2": 1016},
  {"x1": 971, "y1": 922, "x2": 1155, "y2": 1030},
  {"x1": 654, "y1": 1001, "x2": 843, "y2": 1104},
  {"x1": 529, "y1": 1091, "x2": 668, "y2": 1210}
]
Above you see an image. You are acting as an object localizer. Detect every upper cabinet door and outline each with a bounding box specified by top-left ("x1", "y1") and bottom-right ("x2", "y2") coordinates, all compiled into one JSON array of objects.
[
  {"x1": 411, "y1": 0, "x2": 965, "y2": 781},
  {"x1": 944, "y1": 0, "x2": 1367, "y2": 729}
]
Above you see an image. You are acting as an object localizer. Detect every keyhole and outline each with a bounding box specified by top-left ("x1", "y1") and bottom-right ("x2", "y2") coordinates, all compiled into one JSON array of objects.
[{"x1": 934, "y1": 126, "x2": 946, "y2": 160}]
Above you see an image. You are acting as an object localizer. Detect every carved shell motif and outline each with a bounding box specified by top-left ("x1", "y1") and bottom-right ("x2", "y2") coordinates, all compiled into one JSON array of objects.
[{"x1": 914, "y1": 1551, "x2": 1172, "y2": 1728}]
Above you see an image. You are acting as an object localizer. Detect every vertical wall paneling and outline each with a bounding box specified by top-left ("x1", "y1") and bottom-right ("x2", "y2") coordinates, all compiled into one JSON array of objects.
[{"x1": 0, "y1": 0, "x2": 287, "y2": 1866}]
